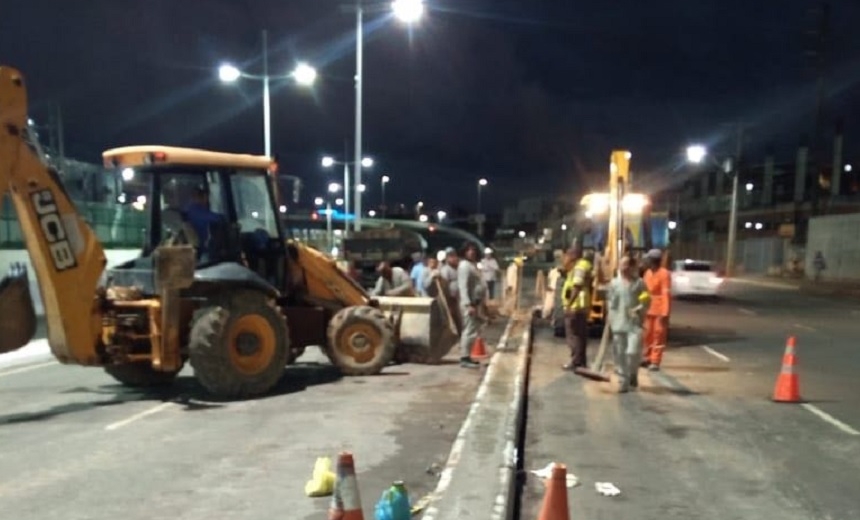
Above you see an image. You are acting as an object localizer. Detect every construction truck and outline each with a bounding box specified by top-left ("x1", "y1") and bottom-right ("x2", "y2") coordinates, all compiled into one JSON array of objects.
[
  {"x1": 0, "y1": 66, "x2": 457, "y2": 398},
  {"x1": 572, "y1": 150, "x2": 662, "y2": 333}
]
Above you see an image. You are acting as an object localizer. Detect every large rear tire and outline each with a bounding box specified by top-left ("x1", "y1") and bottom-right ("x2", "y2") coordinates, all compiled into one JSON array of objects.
[
  {"x1": 188, "y1": 292, "x2": 290, "y2": 398},
  {"x1": 325, "y1": 305, "x2": 395, "y2": 375},
  {"x1": 104, "y1": 362, "x2": 181, "y2": 388}
]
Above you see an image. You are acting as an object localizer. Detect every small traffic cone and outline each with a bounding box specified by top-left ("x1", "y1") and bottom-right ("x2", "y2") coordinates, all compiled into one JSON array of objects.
[
  {"x1": 328, "y1": 452, "x2": 364, "y2": 520},
  {"x1": 772, "y1": 336, "x2": 801, "y2": 403},
  {"x1": 470, "y1": 336, "x2": 488, "y2": 359},
  {"x1": 536, "y1": 463, "x2": 570, "y2": 520}
]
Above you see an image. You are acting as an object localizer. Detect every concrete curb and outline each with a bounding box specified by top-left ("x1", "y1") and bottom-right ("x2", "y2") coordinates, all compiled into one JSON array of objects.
[
  {"x1": 420, "y1": 313, "x2": 533, "y2": 520},
  {"x1": 0, "y1": 339, "x2": 53, "y2": 372}
]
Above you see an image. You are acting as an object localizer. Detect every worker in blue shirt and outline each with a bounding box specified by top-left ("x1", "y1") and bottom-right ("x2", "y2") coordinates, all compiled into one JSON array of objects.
[{"x1": 182, "y1": 186, "x2": 225, "y2": 258}]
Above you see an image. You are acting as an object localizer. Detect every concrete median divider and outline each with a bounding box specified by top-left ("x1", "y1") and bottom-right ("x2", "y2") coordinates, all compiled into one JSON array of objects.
[{"x1": 420, "y1": 310, "x2": 533, "y2": 520}]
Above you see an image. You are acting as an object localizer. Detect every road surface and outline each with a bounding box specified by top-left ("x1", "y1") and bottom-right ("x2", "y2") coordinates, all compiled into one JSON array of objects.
[
  {"x1": 0, "y1": 319, "x2": 508, "y2": 520},
  {"x1": 521, "y1": 279, "x2": 860, "y2": 519}
]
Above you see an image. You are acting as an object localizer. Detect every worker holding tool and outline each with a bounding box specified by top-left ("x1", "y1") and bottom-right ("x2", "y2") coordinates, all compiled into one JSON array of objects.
[
  {"x1": 642, "y1": 249, "x2": 671, "y2": 370},
  {"x1": 457, "y1": 242, "x2": 486, "y2": 369},
  {"x1": 371, "y1": 262, "x2": 414, "y2": 297},
  {"x1": 561, "y1": 245, "x2": 593, "y2": 371},
  {"x1": 608, "y1": 255, "x2": 650, "y2": 392}
]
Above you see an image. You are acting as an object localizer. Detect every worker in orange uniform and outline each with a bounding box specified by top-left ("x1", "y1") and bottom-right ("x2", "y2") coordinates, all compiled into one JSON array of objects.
[{"x1": 642, "y1": 249, "x2": 671, "y2": 371}]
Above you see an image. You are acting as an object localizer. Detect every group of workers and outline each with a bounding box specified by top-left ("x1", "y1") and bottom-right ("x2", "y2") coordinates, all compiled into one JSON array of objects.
[
  {"x1": 558, "y1": 246, "x2": 671, "y2": 393},
  {"x1": 370, "y1": 244, "x2": 502, "y2": 369}
]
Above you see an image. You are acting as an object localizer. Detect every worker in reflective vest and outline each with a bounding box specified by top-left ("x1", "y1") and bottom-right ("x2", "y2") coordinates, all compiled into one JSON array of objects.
[
  {"x1": 642, "y1": 249, "x2": 671, "y2": 370},
  {"x1": 561, "y1": 245, "x2": 593, "y2": 370}
]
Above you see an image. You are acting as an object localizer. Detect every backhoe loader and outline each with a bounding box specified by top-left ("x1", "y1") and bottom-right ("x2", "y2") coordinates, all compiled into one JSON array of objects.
[{"x1": 0, "y1": 66, "x2": 457, "y2": 398}]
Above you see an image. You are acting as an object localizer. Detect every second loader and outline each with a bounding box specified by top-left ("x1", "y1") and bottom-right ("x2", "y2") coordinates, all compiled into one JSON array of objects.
[{"x1": 0, "y1": 65, "x2": 457, "y2": 398}]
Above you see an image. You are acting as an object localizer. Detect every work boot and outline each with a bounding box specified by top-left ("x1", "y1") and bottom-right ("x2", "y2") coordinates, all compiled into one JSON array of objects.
[
  {"x1": 460, "y1": 357, "x2": 480, "y2": 369},
  {"x1": 648, "y1": 364, "x2": 660, "y2": 372}
]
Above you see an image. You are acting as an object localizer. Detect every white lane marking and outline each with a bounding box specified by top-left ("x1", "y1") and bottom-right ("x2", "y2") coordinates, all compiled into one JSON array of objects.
[
  {"x1": 701, "y1": 345, "x2": 730, "y2": 362},
  {"x1": 738, "y1": 308, "x2": 756, "y2": 316},
  {"x1": 0, "y1": 361, "x2": 55, "y2": 378},
  {"x1": 793, "y1": 323, "x2": 816, "y2": 332},
  {"x1": 800, "y1": 403, "x2": 860, "y2": 436},
  {"x1": 105, "y1": 402, "x2": 174, "y2": 431}
]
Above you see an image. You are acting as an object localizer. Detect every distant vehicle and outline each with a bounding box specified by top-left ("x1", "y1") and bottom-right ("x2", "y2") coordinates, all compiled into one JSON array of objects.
[{"x1": 671, "y1": 259, "x2": 723, "y2": 299}]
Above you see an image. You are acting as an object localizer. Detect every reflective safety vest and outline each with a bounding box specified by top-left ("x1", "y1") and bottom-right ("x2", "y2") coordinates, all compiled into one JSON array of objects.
[{"x1": 562, "y1": 258, "x2": 593, "y2": 312}]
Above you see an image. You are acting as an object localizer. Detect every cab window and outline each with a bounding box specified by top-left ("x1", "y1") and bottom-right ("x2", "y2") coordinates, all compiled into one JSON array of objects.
[{"x1": 230, "y1": 171, "x2": 278, "y2": 239}]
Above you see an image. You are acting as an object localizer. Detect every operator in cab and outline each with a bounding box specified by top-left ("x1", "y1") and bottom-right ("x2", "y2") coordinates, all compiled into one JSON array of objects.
[
  {"x1": 371, "y1": 261, "x2": 414, "y2": 297},
  {"x1": 182, "y1": 185, "x2": 227, "y2": 259}
]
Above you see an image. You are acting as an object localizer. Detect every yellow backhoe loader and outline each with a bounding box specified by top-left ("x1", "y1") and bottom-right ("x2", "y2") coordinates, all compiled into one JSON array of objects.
[{"x1": 0, "y1": 66, "x2": 457, "y2": 398}]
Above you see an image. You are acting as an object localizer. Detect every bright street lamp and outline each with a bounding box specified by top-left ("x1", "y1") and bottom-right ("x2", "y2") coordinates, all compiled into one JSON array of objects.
[
  {"x1": 350, "y1": 1, "x2": 422, "y2": 232},
  {"x1": 322, "y1": 154, "x2": 374, "y2": 233},
  {"x1": 314, "y1": 197, "x2": 324, "y2": 206},
  {"x1": 686, "y1": 145, "x2": 707, "y2": 164},
  {"x1": 477, "y1": 178, "x2": 489, "y2": 236},
  {"x1": 392, "y1": 0, "x2": 425, "y2": 23},
  {"x1": 436, "y1": 210, "x2": 447, "y2": 222},
  {"x1": 745, "y1": 182, "x2": 754, "y2": 192},
  {"x1": 328, "y1": 182, "x2": 342, "y2": 194},
  {"x1": 335, "y1": 198, "x2": 344, "y2": 206},
  {"x1": 368, "y1": 210, "x2": 377, "y2": 217},
  {"x1": 419, "y1": 214, "x2": 429, "y2": 223},
  {"x1": 357, "y1": 184, "x2": 366, "y2": 193},
  {"x1": 218, "y1": 30, "x2": 316, "y2": 157}
]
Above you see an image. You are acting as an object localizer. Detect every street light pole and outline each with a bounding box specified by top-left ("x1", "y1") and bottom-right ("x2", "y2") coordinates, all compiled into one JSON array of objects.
[
  {"x1": 381, "y1": 175, "x2": 389, "y2": 216},
  {"x1": 344, "y1": 162, "x2": 351, "y2": 234},
  {"x1": 354, "y1": 4, "x2": 365, "y2": 231},
  {"x1": 727, "y1": 160, "x2": 739, "y2": 277},
  {"x1": 326, "y1": 201, "x2": 333, "y2": 251},
  {"x1": 262, "y1": 29, "x2": 271, "y2": 157}
]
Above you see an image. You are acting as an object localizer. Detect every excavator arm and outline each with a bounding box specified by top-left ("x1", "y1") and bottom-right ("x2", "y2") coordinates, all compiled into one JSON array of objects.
[{"x1": 0, "y1": 66, "x2": 106, "y2": 364}]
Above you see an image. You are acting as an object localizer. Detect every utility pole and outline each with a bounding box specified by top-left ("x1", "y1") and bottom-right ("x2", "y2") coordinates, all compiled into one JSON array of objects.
[
  {"x1": 726, "y1": 122, "x2": 744, "y2": 278},
  {"x1": 805, "y1": 1, "x2": 830, "y2": 217}
]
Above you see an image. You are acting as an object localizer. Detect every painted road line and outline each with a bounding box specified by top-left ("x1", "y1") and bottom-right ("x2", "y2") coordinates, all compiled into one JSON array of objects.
[
  {"x1": 800, "y1": 403, "x2": 860, "y2": 436},
  {"x1": 738, "y1": 308, "x2": 756, "y2": 316},
  {"x1": 701, "y1": 345, "x2": 730, "y2": 362},
  {"x1": 0, "y1": 361, "x2": 55, "y2": 378},
  {"x1": 793, "y1": 323, "x2": 816, "y2": 332},
  {"x1": 104, "y1": 401, "x2": 175, "y2": 431}
]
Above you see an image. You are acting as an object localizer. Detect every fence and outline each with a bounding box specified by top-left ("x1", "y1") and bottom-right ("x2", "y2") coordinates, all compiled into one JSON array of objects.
[
  {"x1": 673, "y1": 236, "x2": 794, "y2": 275},
  {"x1": 1, "y1": 198, "x2": 146, "y2": 249}
]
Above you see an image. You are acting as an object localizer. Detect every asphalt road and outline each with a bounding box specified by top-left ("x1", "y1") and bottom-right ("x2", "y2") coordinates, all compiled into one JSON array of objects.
[
  {"x1": 521, "y1": 280, "x2": 860, "y2": 520},
  {"x1": 0, "y1": 321, "x2": 507, "y2": 520}
]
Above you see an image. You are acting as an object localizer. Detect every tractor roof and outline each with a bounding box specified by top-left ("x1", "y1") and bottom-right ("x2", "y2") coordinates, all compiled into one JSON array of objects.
[{"x1": 102, "y1": 145, "x2": 273, "y2": 171}]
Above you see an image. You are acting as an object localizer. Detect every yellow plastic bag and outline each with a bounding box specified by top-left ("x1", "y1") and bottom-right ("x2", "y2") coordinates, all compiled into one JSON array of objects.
[{"x1": 304, "y1": 456, "x2": 336, "y2": 497}]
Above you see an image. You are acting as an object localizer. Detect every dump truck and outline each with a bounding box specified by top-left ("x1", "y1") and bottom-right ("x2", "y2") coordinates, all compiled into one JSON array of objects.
[{"x1": 0, "y1": 66, "x2": 457, "y2": 398}]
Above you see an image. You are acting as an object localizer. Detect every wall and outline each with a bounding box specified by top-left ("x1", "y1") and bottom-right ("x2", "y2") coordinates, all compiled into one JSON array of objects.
[
  {"x1": 806, "y1": 213, "x2": 860, "y2": 281},
  {"x1": 674, "y1": 236, "x2": 786, "y2": 275},
  {"x1": 0, "y1": 249, "x2": 140, "y2": 316}
]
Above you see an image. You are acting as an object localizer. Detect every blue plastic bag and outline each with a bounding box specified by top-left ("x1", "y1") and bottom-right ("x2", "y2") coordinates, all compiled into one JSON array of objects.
[{"x1": 374, "y1": 481, "x2": 411, "y2": 520}]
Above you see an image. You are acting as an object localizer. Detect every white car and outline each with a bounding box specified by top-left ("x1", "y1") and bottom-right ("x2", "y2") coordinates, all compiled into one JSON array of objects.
[{"x1": 671, "y1": 259, "x2": 724, "y2": 299}]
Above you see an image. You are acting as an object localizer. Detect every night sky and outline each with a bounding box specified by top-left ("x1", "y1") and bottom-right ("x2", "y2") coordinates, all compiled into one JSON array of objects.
[{"x1": 2, "y1": 0, "x2": 859, "y2": 213}]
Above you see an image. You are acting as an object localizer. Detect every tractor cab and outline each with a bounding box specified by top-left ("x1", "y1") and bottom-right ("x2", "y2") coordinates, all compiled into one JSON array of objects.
[{"x1": 103, "y1": 146, "x2": 288, "y2": 297}]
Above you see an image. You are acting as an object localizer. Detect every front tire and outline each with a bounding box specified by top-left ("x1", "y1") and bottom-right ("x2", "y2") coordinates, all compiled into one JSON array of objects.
[
  {"x1": 188, "y1": 292, "x2": 290, "y2": 398},
  {"x1": 325, "y1": 305, "x2": 395, "y2": 375},
  {"x1": 104, "y1": 362, "x2": 181, "y2": 388}
]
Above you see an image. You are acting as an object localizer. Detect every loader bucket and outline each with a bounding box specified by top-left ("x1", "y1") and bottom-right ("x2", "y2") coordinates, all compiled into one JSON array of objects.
[
  {"x1": 0, "y1": 263, "x2": 37, "y2": 354},
  {"x1": 375, "y1": 295, "x2": 459, "y2": 364}
]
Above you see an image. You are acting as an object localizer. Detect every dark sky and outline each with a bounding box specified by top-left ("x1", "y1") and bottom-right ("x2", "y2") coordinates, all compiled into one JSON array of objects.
[{"x1": 2, "y1": 0, "x2": 860, "y2": 213}]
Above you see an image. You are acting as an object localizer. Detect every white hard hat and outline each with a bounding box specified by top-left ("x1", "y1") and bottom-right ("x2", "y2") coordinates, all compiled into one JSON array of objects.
[
  {"x1": 436, "y1": 250, "x2": 446, "y2": 262},
  {"x1": 484, "y1": 247, "x2": 493, "y2": 255}
]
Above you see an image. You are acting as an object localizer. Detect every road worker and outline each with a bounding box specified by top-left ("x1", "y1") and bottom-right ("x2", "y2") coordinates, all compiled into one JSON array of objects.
[
  {"x1": 607, "y1": 255, "x2": 650, "y2": 392},
  {"x1": 371, "y1": 261, "x2": 414, "y2": 297},
  {"x1": 642, "y1": 249, "x2": 671, "y2": 370},
  {"x1": 561, "y1": 244, "x2": 593, "y2": 371},
  {"x1": 457, "y1": 241, "x2": 486, "y2": 369}
]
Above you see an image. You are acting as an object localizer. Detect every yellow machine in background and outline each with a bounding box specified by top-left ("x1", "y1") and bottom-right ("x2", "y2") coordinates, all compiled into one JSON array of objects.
[
  {"x1": 576, "y1": 150, "x2": 654, "y2": 331},
  {"x1": 0, "y1": 66, "x2": 456, "y2": 398}
]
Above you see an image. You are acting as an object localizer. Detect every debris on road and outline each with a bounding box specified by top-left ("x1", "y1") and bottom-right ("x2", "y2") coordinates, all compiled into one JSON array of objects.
[
  {"x1": 595, "y1": 482, "x2": 621, "y2": 496},
  {"x1": 530, "y1": 462, "x2": 580, "y2": 488}
]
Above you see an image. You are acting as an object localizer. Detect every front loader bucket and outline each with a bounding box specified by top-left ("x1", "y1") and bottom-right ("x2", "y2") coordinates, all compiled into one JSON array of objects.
[
  {"x1": 375, "y1": 295, "x2": 459, "y2": 364},
  {"x1": 0, "y1": 263, "x2": 37, "y2": 354}
]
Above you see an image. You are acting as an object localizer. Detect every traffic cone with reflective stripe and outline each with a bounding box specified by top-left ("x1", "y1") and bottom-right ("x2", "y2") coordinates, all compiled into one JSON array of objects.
[
  {"x1": 470, "y1": 336, "x2": 488, "y2": 359},
  {"x1": 772, "y1": 336, "x2": 801, "y2": 403},
  {"x1": 536, "y1": 463, "x2": 570, "y2": 520},
  {"x1": 328, "y1": 452, "x2": 364, "y2": 520}
]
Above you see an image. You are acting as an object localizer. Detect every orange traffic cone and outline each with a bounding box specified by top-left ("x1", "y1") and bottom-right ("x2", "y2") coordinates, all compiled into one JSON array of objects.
[
  {"x1": 470, "y1": 336, "x2": 488, "y2": 359},
  {"x1": 772, "y1": 336, "x2": 801, "y2": 403},
  {"x1": 536, "y1": 463, "x2": 570, "y2": 520},
  {"x1": 328, "y1": 452, "x2": 364, "y2": 520}
]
